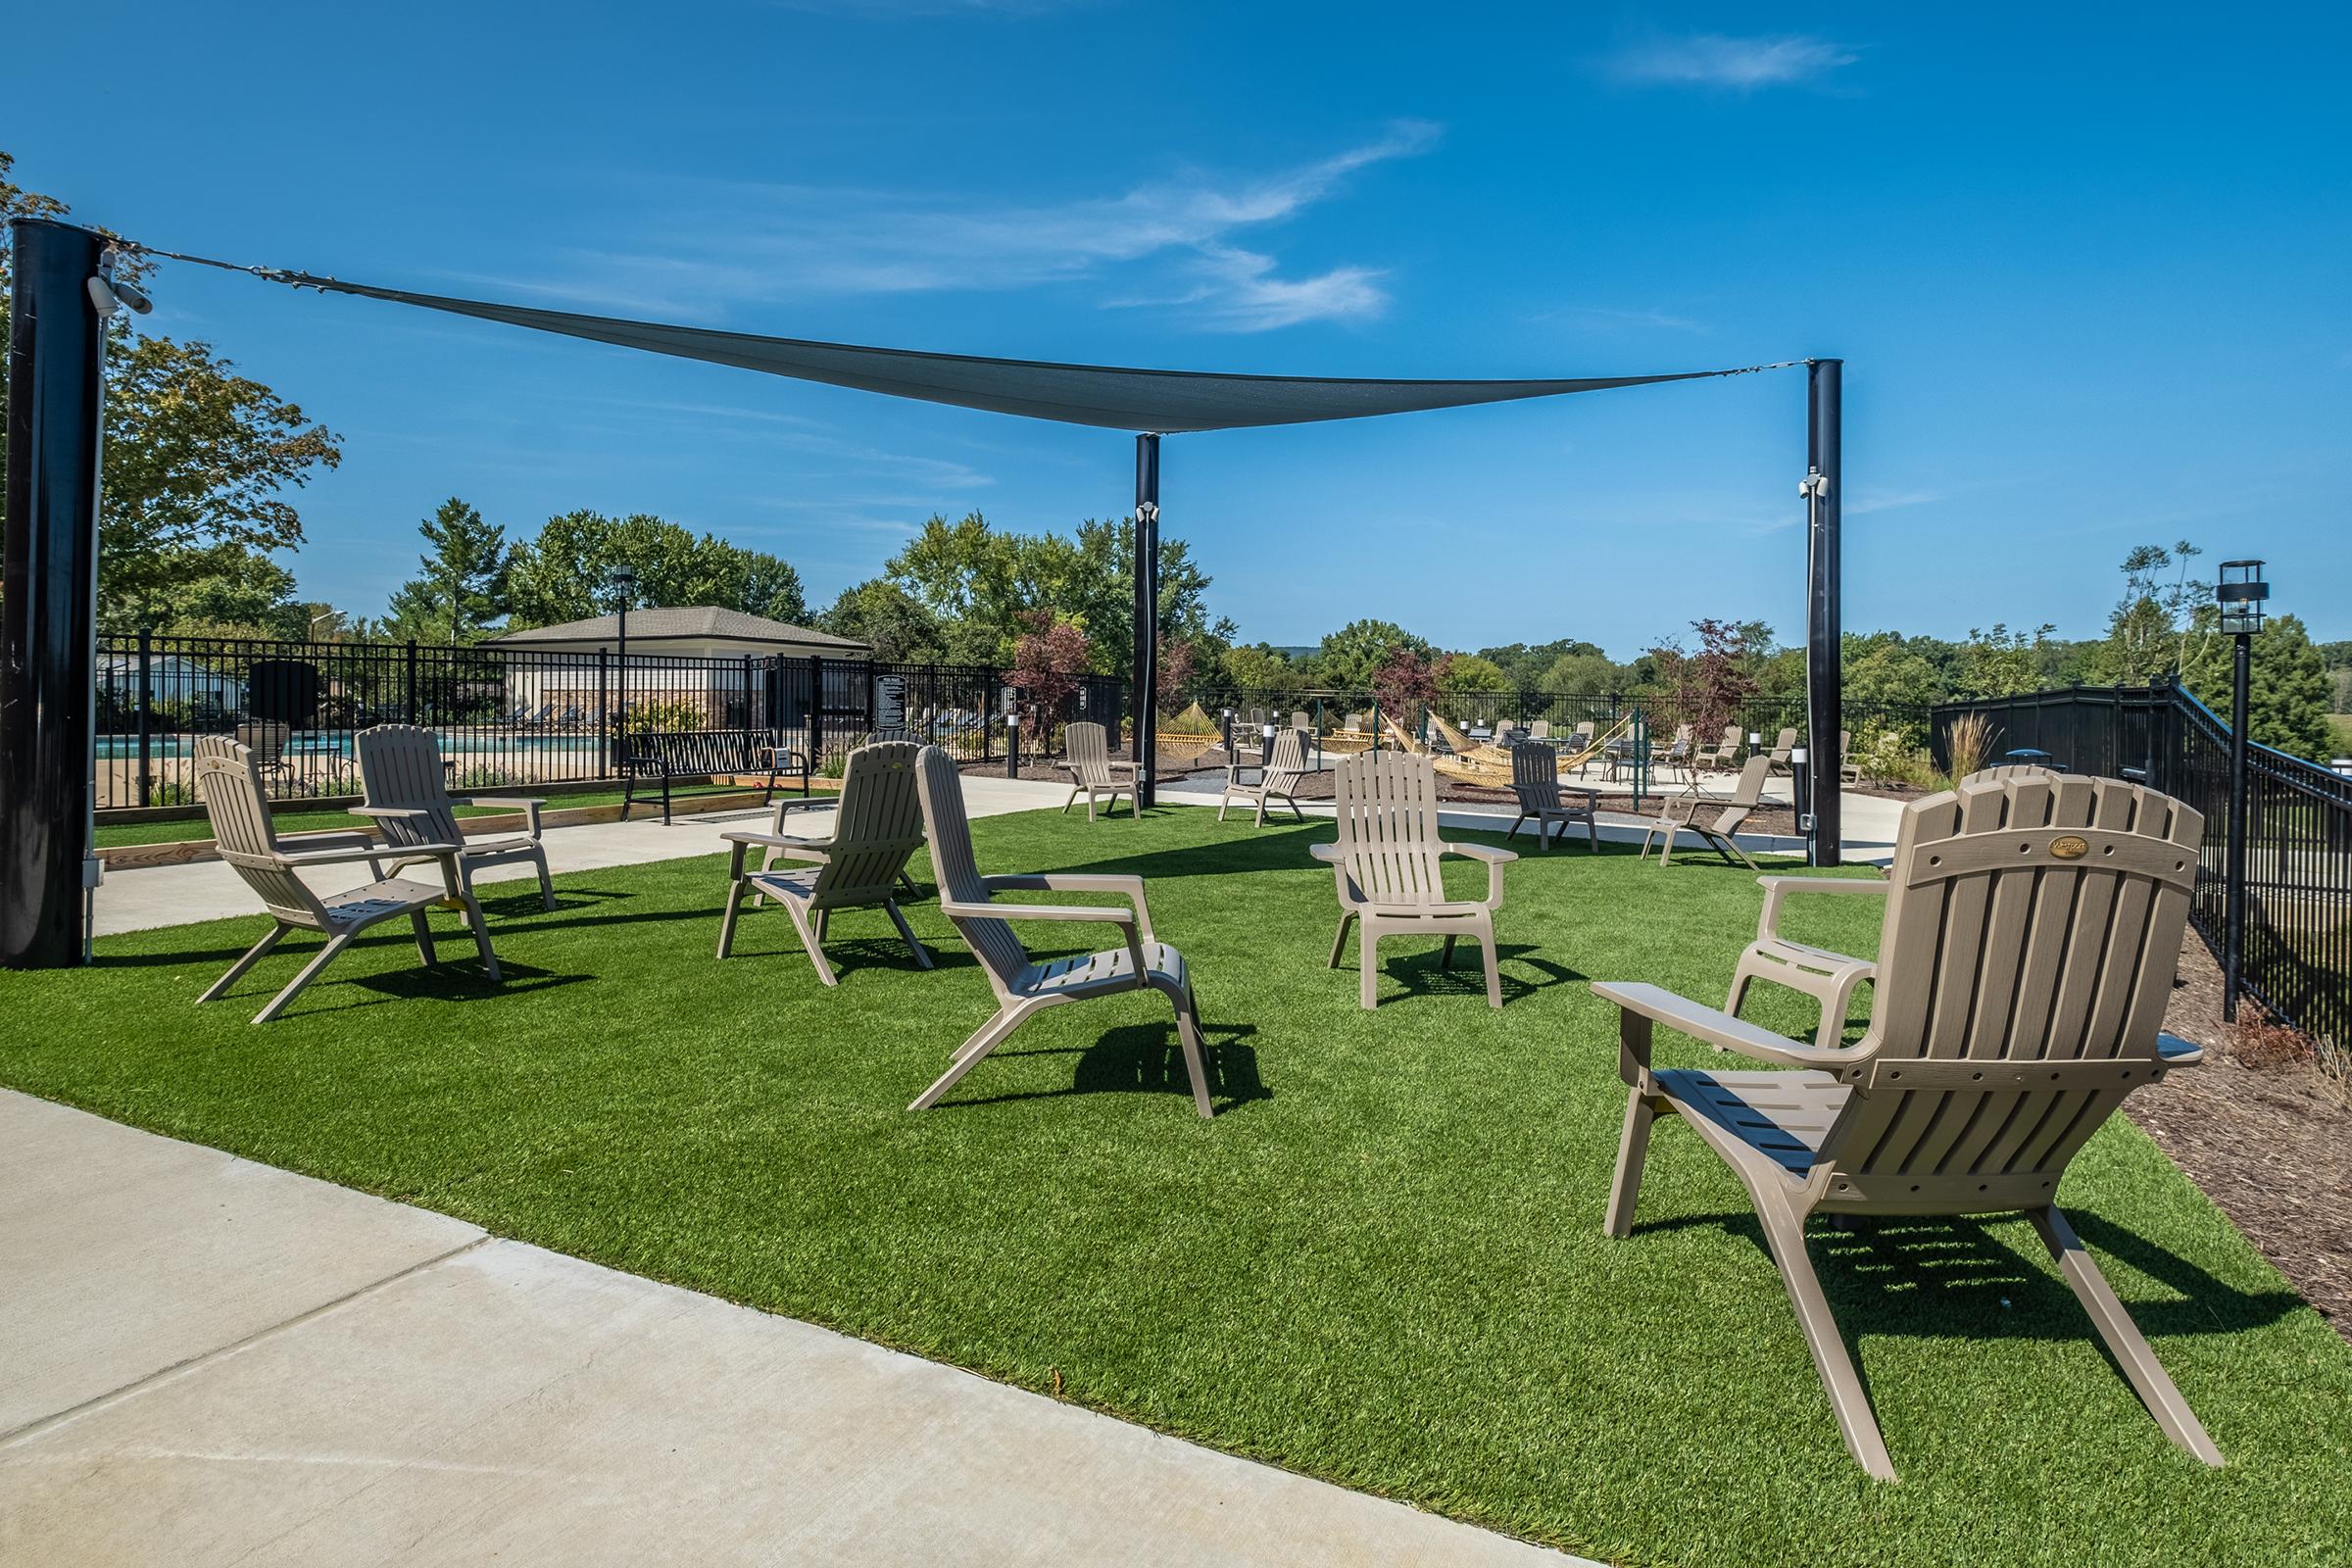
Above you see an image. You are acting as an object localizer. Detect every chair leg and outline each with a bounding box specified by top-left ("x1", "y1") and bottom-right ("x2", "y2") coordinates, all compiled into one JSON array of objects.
[
  {"x1": 2029, "y1": 1206, "x2": 2224, "y2": 1466},
  {"x1": 1359, "y1": 922, "x2": 1381, "y2": 1009},
  {"x1": 1254, "y1": 794, "x2": 1269, "y2": 828},
  {"x1": 252, "y1": 931, "x2": 356, "y2": 1024},
  {"x1": 199, "y1": 922, "x2": 287, "y2": 1004},
  {"x1": 534, "y1": 849, "x2": 556, "y2": 912},
  {"x1": 1062, "y1": 784, "x2": 1079, "y2": 815},
  {"x1": 1167, "y1": 982, "x2": 1214, "y2": 1119},
  {"x1": 716, "y1": 875, "x2": 749, "y2": 959},
  {"x1": 1726, "y1": 957, "x2": 1756, "y2": 1021},
  {"x1": 1603, "y1": 1090, "x2": 1655, "y2": 1238},
  {"x1": 1477, "y1": 918, "x2": 1502, "y2": 1008},
  {"x1": 1441, "y1": 933, "x2": 1457, "y2": 969},
  {"x1": 1756, "y1": 1204, "x2": 1897, "y2": 1482},
  {"x1": 1327, "y1": 910, "x2": 1356, "y2": 969},
  {"x1": 787, "y1": 899, "x2": 837, "y2": 987},
  {"x1": 884, "y1": 899, "x2": 933, "y2": 970},
  {"x1": 1586, "y1": 812, "x2": 1598, "y2": 852},
  {"x1": 457, "y1": 888, "x2": 501, "y2": 983},
  {"x1": 410, "y1": 909, "x2": 436, "y2": 967},
  {"x1": 911, "y1": 1002, "x2": 1038, "y2": 1109}
]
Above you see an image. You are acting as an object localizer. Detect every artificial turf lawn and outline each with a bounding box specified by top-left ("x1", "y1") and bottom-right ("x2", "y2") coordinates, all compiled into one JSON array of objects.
[{"x1": 4, "y1": 808, "x2": 2348, "y2": 1567}]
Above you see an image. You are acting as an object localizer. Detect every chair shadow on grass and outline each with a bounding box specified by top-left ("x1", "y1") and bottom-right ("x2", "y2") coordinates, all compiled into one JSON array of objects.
[
  {"x1": 1357, "y1": 942, "x2": 1582, "y2": 1006},
  {"x1": 922, "y1": 1022, "x2": 1268, "y2": 1116},
  {"x1": 1035, "y1": 818, "x2": 1666, "y2": 888}
]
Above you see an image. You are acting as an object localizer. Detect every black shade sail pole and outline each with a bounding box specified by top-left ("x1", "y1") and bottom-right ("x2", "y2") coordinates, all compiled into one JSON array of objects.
[
  {"x1": 1804, "y1": 359, "x2": 1843, "y2": 869},
  {"x1": 2, "y1": 219, "x2": 108, "y2": 968},
  {"x1": 1133, "y1": 433, "x2": 1160, "y2": 810}
]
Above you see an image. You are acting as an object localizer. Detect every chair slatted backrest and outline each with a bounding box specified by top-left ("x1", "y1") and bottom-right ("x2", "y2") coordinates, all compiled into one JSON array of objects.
[
  {"x1": 1572, "y1": 720, "x2": 1595, "y2": 744},
  {"x1": 811, "y1": 742, "x2": 926, "y2": 908},
  {"x1": 1528, "y1": 718, "x2": 1551, "y2": 739},
  {"x1": 1716, "y1": 723, "x2": 1742, "y2": 755},
  {"x1": 193, "y1": 736, "x2": 322, "y2": 925},
  {"x1": 1712, "y1": 754, "x2": 1773, "y2": 832},
  {"x1": 1264, "y1": 726, "x2": 1310, "y2": 792},
  {"x1": 913, "y1": 745, "x2": 1033, "y2": 995},
  {"x1": 356, "y1": 724, "x2": 462, "y2": 854},
  {"x1": 1509, "y1": 740, "x2": 1562, "y2": 810},
  {"x1": 1291, "y1": 710, "x2": 1311, "y2": 732},
  {"x1": 1769, "y1": 726, "x2": 1798, "y2": 762},
  {"x1": 234, "y1": 720, "x2": 289, "y2": 764},
  {"x1": 1064, "y1": 721, "x2": 1116, "y2": 789},
  {"x1": 1826, "y1": 774, "x2": 2202, "y2": 1208},
  {"x1": 1329, "y1": 750, "x2": 1448, "y2": 910}
]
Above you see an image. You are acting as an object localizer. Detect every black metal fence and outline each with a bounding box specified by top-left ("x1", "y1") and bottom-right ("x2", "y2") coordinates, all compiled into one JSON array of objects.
[
  {"x1": 93, "y1": 633, "x2": 1124, "y2": 810},
  {"x1": 1176, "y1": 688, "x2": 1930, "y2": 754},
  {"x1": 1930, "y1": 682, "x2": 2352, "y2": 1060}
]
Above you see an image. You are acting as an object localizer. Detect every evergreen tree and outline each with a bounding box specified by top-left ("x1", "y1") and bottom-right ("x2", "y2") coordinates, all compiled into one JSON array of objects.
[
  {"x1": 2183, "y1": 612, "x2": 2334, "y2": 761},
  {"x1": 386, "y1": 498, "x2": 513, "y2": 644}
]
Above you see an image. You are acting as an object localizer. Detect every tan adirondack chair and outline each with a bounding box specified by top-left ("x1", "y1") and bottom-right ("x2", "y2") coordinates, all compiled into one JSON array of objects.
[
  {"x1": 1311, "y1": 750, "x2": 1516, "y2": 1008},
  {"x1": 1765, "y1": 725, "x2": 1799, "y2": 776},
  {"x1": 1649, "y1": 722, "x2": 1694, "y2": 768},
  {"x1": 1692, "y1": 723, "x2": 1742, "y2": 775},
  {"x1": 1838, "y1": 729, "x2": 1860, "y2": 786},
  {"x1": 716, "y1": 740, "x2": 930, "y2": 984},
  {"x1": 1641, "y1": 754, "x2": 1772, "y2": 868},
  {"x1": 355, "y1": 724, "x2": 554, "y2": 912},
  {"x1": 192, "y1": 735, "x2": 500, "y2": 1023},
  {"x1": 1220, "y1": 725, "x2": 1310, "y2": 826},
  {"x1": 909, "y1": 745, "x2": 1213, "y2": 1117},
  {"x1": 1054, "y1": 720, "x2": 1137, "y2": 821},
  {"x1": 1528, "y1": 718, "x2": 1552, "y2": 739},
  {"x1": 1505, "y1": 740, "x2": 1598, "y2": 852},
  {"x1": 1726, "y1": 874, "x2": 1884, "y2": 1049},
  {"x1": 1595, "y1": 772, "x2": 2219, "y2": 1480}
]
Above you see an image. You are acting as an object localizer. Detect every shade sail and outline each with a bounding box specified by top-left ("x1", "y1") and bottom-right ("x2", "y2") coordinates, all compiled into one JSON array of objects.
[{"x1": 138, "y1": 249, "x2": 1789, "y2": 434}]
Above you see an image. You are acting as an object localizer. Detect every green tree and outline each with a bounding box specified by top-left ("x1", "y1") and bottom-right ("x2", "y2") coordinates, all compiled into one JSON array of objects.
[
  {"x1": 1315, "y1": 619, "x2": 1431, "y2": 692},
  {"x1": 1537, "y1": 650, "x2": 1624, "y2": 696},
  {"x1": 2183, "y1": 612, "x2": 2334, "y2": 760},
  {"x1": 1957, "y1": 623, "x2": 2055, "y2": 698},
  {"x1": 1221, "y1": 644, "x2": 1297, "y2": 696},
  {"x1": 505, "y1": 512, "x2": 805, "y2": 629},
  {"x1": 1, "y1": 154, "x2": 344, "y2": 633},
  {"x1": 815, "y1": 579, "x2": 946, "y2": 662},
  {"x1": 2091, "y1": 541, "x2": 2215, "y2": 685},
  {"x1": 1477, "y1": 638, "x2": 1603, "y2": 688},
  {"x1": 385, "y1": 497, "x2": 513, "y2": 644},
  {"x1": 1434, "y1": 652, "x2": 1511, "y2": 694},
  {"x1": 1840, "y1": 631, "x2": 1942, "y2": 712}
]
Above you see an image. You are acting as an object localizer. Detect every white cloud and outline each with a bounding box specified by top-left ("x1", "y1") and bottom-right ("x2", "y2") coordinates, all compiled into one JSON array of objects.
[
  {"x1": 1533, "y1": 304, "x2": 1707, "y2": 333},
  {"x1": 466, "y1": 122, "x2": 1441, "y2": 332},
  {"x1": 1607, "y1": 34, "x2": 1858, "y2": 90}
]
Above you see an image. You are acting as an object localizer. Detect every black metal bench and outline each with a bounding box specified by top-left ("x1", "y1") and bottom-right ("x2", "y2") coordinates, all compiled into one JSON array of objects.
[{"x1": 614, "y1": 728, "x2": 808, "y2": 825}]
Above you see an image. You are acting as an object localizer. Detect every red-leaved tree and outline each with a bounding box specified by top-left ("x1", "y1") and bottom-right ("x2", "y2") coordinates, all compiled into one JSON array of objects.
[
  {"x1": 1372, "y1": 646, "x2": 1438, "y2": 721},
  {"x1": 1007, "y1": 611, "x2": 1092, "y2": 749},
  {"x1": 1156, "y1": 634, "x2": 1197, "y2": 715},
  {"x1": 1671, "y1": 617, "x2": 1759, "y2": 738}
]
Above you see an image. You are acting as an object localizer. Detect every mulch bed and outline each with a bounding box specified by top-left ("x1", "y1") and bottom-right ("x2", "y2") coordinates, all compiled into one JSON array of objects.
[{"x1": 2139, "y1": 937, "x2": 2352, "y2": 1334}]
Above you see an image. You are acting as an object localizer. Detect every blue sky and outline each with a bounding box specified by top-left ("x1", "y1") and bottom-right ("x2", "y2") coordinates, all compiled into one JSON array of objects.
[{"x1": 15, "y1": 2, "x2": 2350, "y2": 654}]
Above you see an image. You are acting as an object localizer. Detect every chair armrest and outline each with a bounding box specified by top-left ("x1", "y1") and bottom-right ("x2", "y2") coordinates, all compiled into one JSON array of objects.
[
  {"x1": 1756, "y1": 874, "x2": 1889, "y2": 942},
  {"x1": 722, "y1": 830, "x2": 832, "y2": 853},
  {"x1": 1446, "y1": 842, "x2": 1518, "y2": 865},
  {"x1": 463, "y1": 796, "x2": 547, "y2": 836},
  {"x1": 277, "y1": 828, "x2": 380, "y2": 853},
  {"x1": 940, "y1": 898, "x2": 1142, "y2": 934},
  {"x1": 2156, "y1": 1033, "x2": 2205, "y2": 1068},
  {"x1": 1593, "y1": 981, "x2": 1873, "y2": 1077},
  {"x1": 276, "y1": 840, "x2": 458, "y2": 867},
  {"x1": 982, "y1": 872, "x2": 1154, "y2": 942},
  {"x1": 350, "y1": 805, "x2": 432, "y2": 819},
  {"x1": 1307, "y1": 842, "x2": 1343, "y2": 864}
]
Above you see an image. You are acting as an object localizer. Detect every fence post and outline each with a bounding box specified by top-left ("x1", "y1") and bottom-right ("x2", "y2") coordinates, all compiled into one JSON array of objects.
[
  {"x1": 598, "y1": 650, "x2": 611, "y2": 774},
  {"x1": 808, "y1": 655, "x2": 826, "y2": 774},
  {"x1": 742, "y1": 654, "x2": 755, "y2": 730},
  {"x1": 135, "y1": 629, "x2": 154, "y2": 808},
  {"x1": 403, "y1": 639, "x2": 419, "y2": 725}
]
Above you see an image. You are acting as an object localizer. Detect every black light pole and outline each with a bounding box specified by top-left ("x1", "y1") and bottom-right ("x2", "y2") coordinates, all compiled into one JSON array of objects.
[
  {"x1": 1133, "y1": 433, "x2": 1161, "y2": 811},
  {"x1": 609, "y1": 564, "x2": 635, "y2": 770},
  {"x1": 2, "y1": 220, "x2": 109, "y2": 969},
  {"x1": 1803, "y1": 359, "x2": 1843, "y2": 868},
  {"x1": 2216, "y1": 560, "x2": 2269, "y2": 1022}
]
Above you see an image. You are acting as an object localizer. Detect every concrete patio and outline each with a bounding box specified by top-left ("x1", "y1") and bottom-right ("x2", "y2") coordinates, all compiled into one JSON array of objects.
[{"x1": 0, "y1": 1092, "x2": 1586, "y2": 1567}]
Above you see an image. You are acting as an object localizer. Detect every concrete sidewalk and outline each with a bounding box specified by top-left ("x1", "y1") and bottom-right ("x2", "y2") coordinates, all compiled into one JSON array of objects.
[
  {"x1": 92, "y1": 772, "x2": 1077, "y2": 937},
  {"x1": 0, "y1": 1093, "x2": 1586, "y2": 1567}
]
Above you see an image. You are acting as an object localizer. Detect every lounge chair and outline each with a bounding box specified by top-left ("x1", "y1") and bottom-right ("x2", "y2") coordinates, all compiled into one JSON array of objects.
[
  {"x1": 1765, "y1": 725, "x2": 1799, "y2": 777},
  {"x1": 234, "y1": 720, "x2": 292, "y2": 783},
  {"x1": 1528, "y1": 718, "x2": 1552, "y2": 740},
  {"x1": 1291, "y1": 709, "x2": 1312, "y2": 733},
  {"x1": 1505, "y1": 740, "x2": 1598, "y2": 852},
  {"x1": 716, "y1": 740, "x2": 931, "y2": 984},
  {"x1": 1692, "y1": 723, "x2": 1742, "y2": 775},
  {"x1": 1726, "y1": 873, "x2": 1884, "y2": 1049},
  {"x1": 355, "y1": 724, "x2": 555, "y2": 912},
  {"x1": 907, "y1": 745, "x2": 1213, "y2": 1117},
  {"x1": 1837, "y1": 729, "x2": 1859, "y2": 786},
  {"x1": 1649, "y1": 722, "x2": 1694, "y2": 769},
  {"x1": 1311, "y1": 750, "x2": 1516, "y2": 1008},
  {"x1": 1593, "y1": 771, "x2": 2219, "y2": 1480},
  {"x1": 1219, "y1": 725, "x2": 1309, "y2": 827},
  {"x1": 191, "y1": 735, "x2": 499, "y2": 1023},
  {"x1": 1641, "y1": 754, "x2": 1772, "y2": 868},
  {"x1": 1054, "y1": 720, "x2": 1137, "y2": 822}
]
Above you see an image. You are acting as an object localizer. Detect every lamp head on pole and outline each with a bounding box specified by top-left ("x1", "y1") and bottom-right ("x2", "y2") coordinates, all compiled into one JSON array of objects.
[
  {"x1": 2216, "y1": 560, "x2": 2268, "y2": 636},
  {"x1": 609, "y1": 564, "x2": 638, "y2": 608}
]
